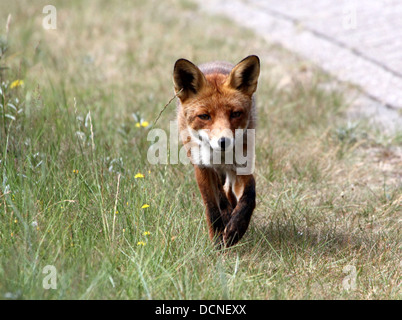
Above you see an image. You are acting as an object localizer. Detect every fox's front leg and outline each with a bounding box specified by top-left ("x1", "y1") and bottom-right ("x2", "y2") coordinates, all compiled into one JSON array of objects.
[
  {"x1": 194, "y1": 166, "x2": 231, "y2": 243},
  {"x1": 223, "y1": 174, "x2": 256, "y2": 247}
]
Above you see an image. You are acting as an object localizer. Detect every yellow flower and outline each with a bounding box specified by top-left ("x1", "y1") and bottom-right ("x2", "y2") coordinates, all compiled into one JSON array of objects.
[
  {"x1": 137, "y1": 241, "x2": 146, "y2": 246},
  {"x1": 143, "y1": 231, "x2": 150, "y2": 236},
  {"x1": 134, "y1": 173, "x2": 144, "y2": 179},
  {"x1": 141, "y1": 204, "x2": 150, "y2": 209},
  {"x1": 135, "y1": 121, "x2": 149, "y2": 128},
  {"x1": 115, "y1": 211, "x2": 118, "y2": 215},
  {"x1": 10, "y1": 80, "x2": 24, "y2": 89}
]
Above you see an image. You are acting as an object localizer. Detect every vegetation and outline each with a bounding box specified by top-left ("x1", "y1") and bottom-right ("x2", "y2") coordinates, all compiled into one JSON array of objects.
[{"x1": 0, "y1": 0, "x2": 400, "y2": 299}]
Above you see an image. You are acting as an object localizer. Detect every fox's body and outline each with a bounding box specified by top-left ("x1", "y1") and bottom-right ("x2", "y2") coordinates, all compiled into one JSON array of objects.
[{"x1": 173, "y1": 56, "x2": 260, "y2": 247}]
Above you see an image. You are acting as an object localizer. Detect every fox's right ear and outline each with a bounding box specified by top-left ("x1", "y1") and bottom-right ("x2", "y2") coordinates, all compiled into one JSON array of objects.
[{"x1": 173, "y1": 59, "x2": 206, "y2": 101}]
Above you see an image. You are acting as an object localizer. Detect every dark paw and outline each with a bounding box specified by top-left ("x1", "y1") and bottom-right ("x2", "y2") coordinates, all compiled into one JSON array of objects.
[{"x1": 223, "y1": 217, "x2": 247, "y2": 247}]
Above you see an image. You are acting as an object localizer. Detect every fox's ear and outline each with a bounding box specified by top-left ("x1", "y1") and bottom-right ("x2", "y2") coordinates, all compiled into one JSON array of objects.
[
  {"x1": 226, "y1": 55, "x2": 260, "y2": 96},
  {"x1": 173, "y1": 59, "x2": 206, "y2": 101}
]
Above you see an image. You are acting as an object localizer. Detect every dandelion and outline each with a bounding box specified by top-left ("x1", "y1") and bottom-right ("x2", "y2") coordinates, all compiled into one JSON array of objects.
[
  {"x1": 137, "y1": 241, "x2": 146, "y2": 246},
  {"x1": 10, "y1": 80, "x2": 24, "y2": 89},
  {"x1": 134, "y1": 173, "x2": 144, "y2": 179},
  {"x1": 141, "y1": 204, "x2": 150, "y2": 209},
  {"x1": 135, "y1": 122, "x2": 141, "y2": 128},
  {"x1": 143, "y1": 231, "x2": 150, "y2": 236}
]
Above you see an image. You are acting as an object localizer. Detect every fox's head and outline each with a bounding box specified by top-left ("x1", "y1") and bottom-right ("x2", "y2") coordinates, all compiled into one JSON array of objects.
[{"x1": 173, "y1": 56, "x2": 260, "y2": 158}]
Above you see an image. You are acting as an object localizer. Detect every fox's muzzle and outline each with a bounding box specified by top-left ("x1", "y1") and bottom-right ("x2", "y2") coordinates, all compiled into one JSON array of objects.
[{"x1": 218, "y1": 137, "x2": 231, "y2": 151}]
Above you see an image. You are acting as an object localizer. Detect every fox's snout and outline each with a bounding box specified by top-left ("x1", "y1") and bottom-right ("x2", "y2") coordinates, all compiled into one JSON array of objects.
[
  {"x1": 210, "y1": 134, "x2": 234, "y2": 152},
  {"x1": 218, "y1": 137, "x2": 231, "y2": 150},
  {"x1": 199, "y1": 128, "x2": 234, "y2": 152}
]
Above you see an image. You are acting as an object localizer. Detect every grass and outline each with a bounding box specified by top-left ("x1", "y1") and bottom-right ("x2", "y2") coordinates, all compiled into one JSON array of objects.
[{"x1": 0, "y1": 0, "x2": 401, "y2": 300}]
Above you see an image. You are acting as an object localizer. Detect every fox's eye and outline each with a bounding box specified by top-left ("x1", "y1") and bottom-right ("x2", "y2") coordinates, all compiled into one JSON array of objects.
[
  {"x1": 198, "y1": 114, "x2": 211, "y2": 120},
  {"x1": 231, "y1": 111, "x2": 243, "y2": 119}
]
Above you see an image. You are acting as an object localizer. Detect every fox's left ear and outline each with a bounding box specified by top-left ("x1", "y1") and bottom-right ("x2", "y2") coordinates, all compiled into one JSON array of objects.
[{"x1": 226, "y1": 55, "x2": 260, "y2": 96}]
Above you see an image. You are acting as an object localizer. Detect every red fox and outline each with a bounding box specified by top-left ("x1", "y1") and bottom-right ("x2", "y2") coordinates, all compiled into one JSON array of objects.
[{"x1": 173, "y1": 55, "x2": 260, "y2": 247}]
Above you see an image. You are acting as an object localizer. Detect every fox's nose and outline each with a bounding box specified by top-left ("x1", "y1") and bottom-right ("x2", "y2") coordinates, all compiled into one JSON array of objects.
[{"x1": 218, "y1": 137, "x2": 231, "y2": 150}]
